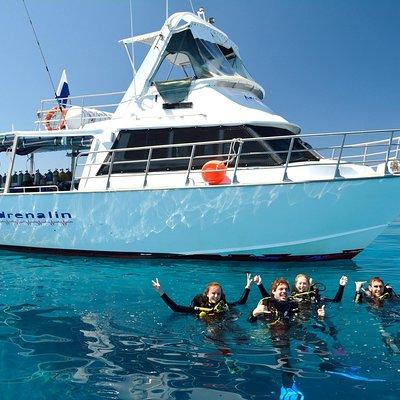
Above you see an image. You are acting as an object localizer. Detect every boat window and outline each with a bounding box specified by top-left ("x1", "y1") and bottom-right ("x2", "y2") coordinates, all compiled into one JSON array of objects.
[
  {"x1": 97, "y1": 126, "x2": 319, "y2": 175},
  {"x1": 152, "y1": 29, "x2": 253, "y2": 83},
  {"x1": 249, "y1": 126, "x2": 320, "y2": 163},
  {"x1": 219, "y1": 46, "x2": 253, "y2": 81}
]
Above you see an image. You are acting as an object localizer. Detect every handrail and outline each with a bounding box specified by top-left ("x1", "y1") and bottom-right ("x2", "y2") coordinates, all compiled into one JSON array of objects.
[
  {"x1": 185, "y1": 145, "x2": 196, "y2": 186},
  {"x1": 3, "y1": 128, "x2": 399, "y2": 194},
  {"x1": 70, "y1": 132, "x2": 400, "y2": 164},
  {"x1": 40, "y1": 91, "x2": 125, "y2": 103},
  {"x1": 37, "y1": 91, "x2": 126, "y2": 131},
  {"x1": 143, "y1": 148, "x2": 153, "y2": 187},
  {"x1": 232, "y1": 140, "x2": 243, "y2": 183},
  {"x1": 1, "y1": 185, "x2": 59, "y2": 193},
  {"x1": 282, "y1": 137, "x2": 295, "y2": 182},
  {"x1": 70, "y1": 128, "x2": 400, "y2": 188},
  {"x1": 384, "y1": 131, "x2": 395, "y2": 175}
]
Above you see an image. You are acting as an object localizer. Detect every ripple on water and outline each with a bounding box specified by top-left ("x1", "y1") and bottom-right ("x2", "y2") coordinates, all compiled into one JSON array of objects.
[{"x1": 0, "y1": 225, "x2": 399, "y2": 398}]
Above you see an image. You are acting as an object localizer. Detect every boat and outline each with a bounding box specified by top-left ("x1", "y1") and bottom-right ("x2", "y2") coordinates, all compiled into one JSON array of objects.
[{"x1": 0, "y1": 9, "x2": 400, "y2": 261}]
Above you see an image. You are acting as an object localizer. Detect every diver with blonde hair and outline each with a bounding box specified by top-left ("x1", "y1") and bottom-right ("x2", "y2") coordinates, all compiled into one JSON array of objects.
[{"x1": 291, "y1": 273, "x2": 348, "y2": 305}]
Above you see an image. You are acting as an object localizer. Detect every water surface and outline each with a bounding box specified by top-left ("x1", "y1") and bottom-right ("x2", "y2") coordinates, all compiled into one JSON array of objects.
[{"x1": 0, "y1": 223, "x2": 400, "y2": 399}]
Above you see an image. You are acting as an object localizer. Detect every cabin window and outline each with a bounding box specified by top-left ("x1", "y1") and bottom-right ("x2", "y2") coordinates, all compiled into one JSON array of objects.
[
  {"x1": 152, "y1": 29, "x2": 253, "y2": 83},
  {"x1": 97, "y1": 126, "x2": 319, "y2": 175}
]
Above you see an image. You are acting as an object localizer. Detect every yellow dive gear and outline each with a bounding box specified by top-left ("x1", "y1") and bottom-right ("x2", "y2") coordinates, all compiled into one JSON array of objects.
[
  {"x1": 194, "y1": 300, "x2": 229, "y2": 318},
  {"x1": 378, "y1": 292, "x2": 390, "y2": 301}
]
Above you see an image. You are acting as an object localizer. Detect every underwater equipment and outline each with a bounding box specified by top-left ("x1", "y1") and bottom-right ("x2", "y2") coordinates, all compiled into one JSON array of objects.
[
  {"x1": 312, "y1": 282, "x2": 326, "y2": 292},
  {"x1": 378, "y1": 292, "x2": 390, "y2": 301},
  {"x1": 292, "y1": 290, "x2": 316, "y2": 299},
  {"x1": 194, "y1": 300, "x2": 229, "y2": 318}
]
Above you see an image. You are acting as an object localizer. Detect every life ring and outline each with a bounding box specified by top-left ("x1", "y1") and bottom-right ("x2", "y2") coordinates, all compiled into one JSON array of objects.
[
  {"x1": 201, "y1": 160, "x2": 227, "y2": 185},
  {"x1": 44, "y1": 106, "x2": 67, "y2": 131}
]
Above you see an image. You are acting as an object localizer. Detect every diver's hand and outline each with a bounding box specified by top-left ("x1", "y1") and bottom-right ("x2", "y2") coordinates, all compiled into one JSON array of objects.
[
  {"x1": 355, "y1": 281, "x2": 366, "y2": 292},
  {"x1": 151, "y1": 278, "x2": 164, "y2": 296},
  {"x1": 339, "y1": 276, "x2": 348, "y2": 286},
  {"x1": 317, "y1": 304, "x2": 325, "y2": 318},
  {"x1": 245, "y1": 273, "x2": 253, "y2": 289},
  {"x1": 253, "y1": 275, "x2": 262, "y2": 286},
  {"x1": 252, "y1": 298, "x2": 271, "y2": 317}
]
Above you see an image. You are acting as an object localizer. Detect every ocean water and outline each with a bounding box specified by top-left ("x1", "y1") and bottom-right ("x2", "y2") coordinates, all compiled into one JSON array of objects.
[{"x1": 0, "y1": 224, "x2": 400, "y2": 399}]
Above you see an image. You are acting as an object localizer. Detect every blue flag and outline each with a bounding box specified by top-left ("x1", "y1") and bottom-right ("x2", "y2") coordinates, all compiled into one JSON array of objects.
[{"x1": 56, "y1": 69, "x2": 70, "y2": 107}]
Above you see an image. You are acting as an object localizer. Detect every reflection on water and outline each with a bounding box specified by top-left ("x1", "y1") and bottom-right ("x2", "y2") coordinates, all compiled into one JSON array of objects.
[{"x1": 0, "y1": 224, "x2": 399, "y2": 398}]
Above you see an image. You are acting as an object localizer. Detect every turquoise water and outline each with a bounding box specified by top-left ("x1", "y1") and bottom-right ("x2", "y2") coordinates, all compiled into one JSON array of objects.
[{"x1": 0, "y1": 224, "x2": 400, "y2": 399}]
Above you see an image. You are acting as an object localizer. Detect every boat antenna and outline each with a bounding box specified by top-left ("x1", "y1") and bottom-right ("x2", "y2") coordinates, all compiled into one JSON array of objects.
[
  {"x1": 21, "y1": 0, "x2": 60, "y2": 105},
  {"x1": 188, "y1": 0, "x2": 195, "y2": 13},
  {"x1": 166, "y1": 0, "x2": 169, "y2": 19},
  {"x1": 129, "y1": 1, "x2": 137, "y2": 70},
  {"x1": 129, "y1": 0, "x2": 137, "y2": 97}
]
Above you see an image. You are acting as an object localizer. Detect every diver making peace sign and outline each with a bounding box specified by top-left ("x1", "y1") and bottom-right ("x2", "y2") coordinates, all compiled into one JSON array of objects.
[{"x1": 152, "y1": 273, "x2": 253, "y2": 318}]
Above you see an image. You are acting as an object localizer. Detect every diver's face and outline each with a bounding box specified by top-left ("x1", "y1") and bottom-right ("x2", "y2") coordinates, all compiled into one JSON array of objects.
[
  {"x1": 369, "y1": 280, "x2": 384, "y2": 298},
  {"x1": 272, "y1": 283, "x2": 289, "y2": 301},
  {"x1": 295, "y1": 276, "x2": 309, "y2": 292},
  {"x1": 206, "y1": 285, "x2": 221, "y2": 304}
]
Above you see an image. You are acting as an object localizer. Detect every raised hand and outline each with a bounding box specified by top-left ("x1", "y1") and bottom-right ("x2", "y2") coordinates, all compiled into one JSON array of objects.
[
  {"x1": 339, "y1": 276, "x2": 348, "y2": 286},
  {"x1": 317, "y1": 304, "x2": 325, "y2": 318},
  {"x1": 253, "y1": 275, "x2": 262, "y2": 286},
  {"x1": 355, "y1": 281, "x2": 366, "y2": 292},
  {"x1": 151, "y1": 278, "x2": 164, "y2": 295},
  {"x1": 252, "y1": 298, "x2": 270, "y2": 317},
  {"x1": 245, "y1": 273, "x2": 253, "y2": 289}
]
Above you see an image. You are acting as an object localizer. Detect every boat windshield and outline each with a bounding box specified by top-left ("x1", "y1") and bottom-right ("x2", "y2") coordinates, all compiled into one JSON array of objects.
[{"x1": 153, "y1": 29, "x2": 253, "y2": 81}]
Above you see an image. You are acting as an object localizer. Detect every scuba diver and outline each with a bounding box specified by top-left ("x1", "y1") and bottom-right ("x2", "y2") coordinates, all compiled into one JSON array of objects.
[
  {"x1": 253, "y1": 274, "x2": 347, "y2": 305},
  {"x1": 354, "y1": 277, "x2": 398, "y2": 304},
  {"x1": 249, "y1": 277, "x2": 326, "y2": 324},
  {"x1": 355, "y1": 277, "x2": 400, "y2": 355},
  {"x1": 248, "y1": 278, "x2": 316, "y2": 400},
  {"x1": 151, "y1": 273, "x2": 252, "y2": 317},
  {"x1": 291, "y1": 274, "x2": 348, "y2": 305},
  {"x1": 253, "y1": 274, "x2": 347, "y2": 317},
  {"x1": 249, "y1": 278, "x2": 299, "y2": 323}
]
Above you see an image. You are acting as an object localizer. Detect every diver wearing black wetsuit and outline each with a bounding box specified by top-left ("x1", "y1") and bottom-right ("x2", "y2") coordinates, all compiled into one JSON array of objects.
[
  {"x1": 248, "y1": 278, "x2": 304, "y2": 399},
  {"x1": 248, "y1": 278, "x2": 299, "y2": 324},
  {"x1": 254, "y1": 275, "x2": 346, "y2": 308},
  {"x1": 248, "y1": 296, "x2": 299, "y2": 324},
  {"x1": 354, "y1": 277, "x2": 400, "y2": 354},
  {"x1": 152, "y1": 274, "x2": 252, "y2": 317},
  {"x1": 159, "y1": 287, "x2": 250, "y2": 316},
  {"x1": 354, "y1": 277, "x2": 398, "y2": 304},
  {"x1": 291, "y1": 281, "x2": 346, "y2": 304}
]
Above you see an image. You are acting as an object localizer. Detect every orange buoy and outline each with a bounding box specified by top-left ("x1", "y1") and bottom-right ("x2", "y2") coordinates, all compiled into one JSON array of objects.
[
  {"x1": 201, "y1": 160, "x2": 227, "y2": 185},
  {"x1": 44, "y1": 106, "x2": 67, "y2": 131}
]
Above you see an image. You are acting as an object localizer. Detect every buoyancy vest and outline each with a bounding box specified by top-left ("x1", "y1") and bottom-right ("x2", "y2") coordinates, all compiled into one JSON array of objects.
[
  {"x1": 194, "y1": 300, "x2": 229, "y2": 318},
  {"x1": 261, "y1": 297, "x2": 299, "y2": 323}
]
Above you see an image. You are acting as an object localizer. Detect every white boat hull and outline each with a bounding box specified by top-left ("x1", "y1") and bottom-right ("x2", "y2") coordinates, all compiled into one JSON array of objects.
[{"x1": 0, "y1": 176, "x2": 399, "y2": 261}]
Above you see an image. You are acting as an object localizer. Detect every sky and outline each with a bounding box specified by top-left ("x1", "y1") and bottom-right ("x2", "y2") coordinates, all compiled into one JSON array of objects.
[{"x1": 0, "y1": 0, "x2": 399, "y2": 159}]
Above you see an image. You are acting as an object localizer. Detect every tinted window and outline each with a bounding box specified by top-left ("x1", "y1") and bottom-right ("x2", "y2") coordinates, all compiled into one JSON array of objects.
[{"x1": 97, "y1": 126, "x2": 319, "y2": 175}]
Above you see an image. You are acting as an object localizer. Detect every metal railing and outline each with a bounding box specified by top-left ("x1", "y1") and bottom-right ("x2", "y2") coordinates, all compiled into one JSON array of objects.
[
  {"x1": 35, "y1": 91, "x2": 125, "y2": 131},
  {"x1": 70, "y1": 128, "x2": 400, "y2": 191},
  {"x1": 0, "y1": 185, "x2": 59, "y2": 194},
  {"x1": 1, "y1": 128, "x2": 399, "y2": 195}
]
